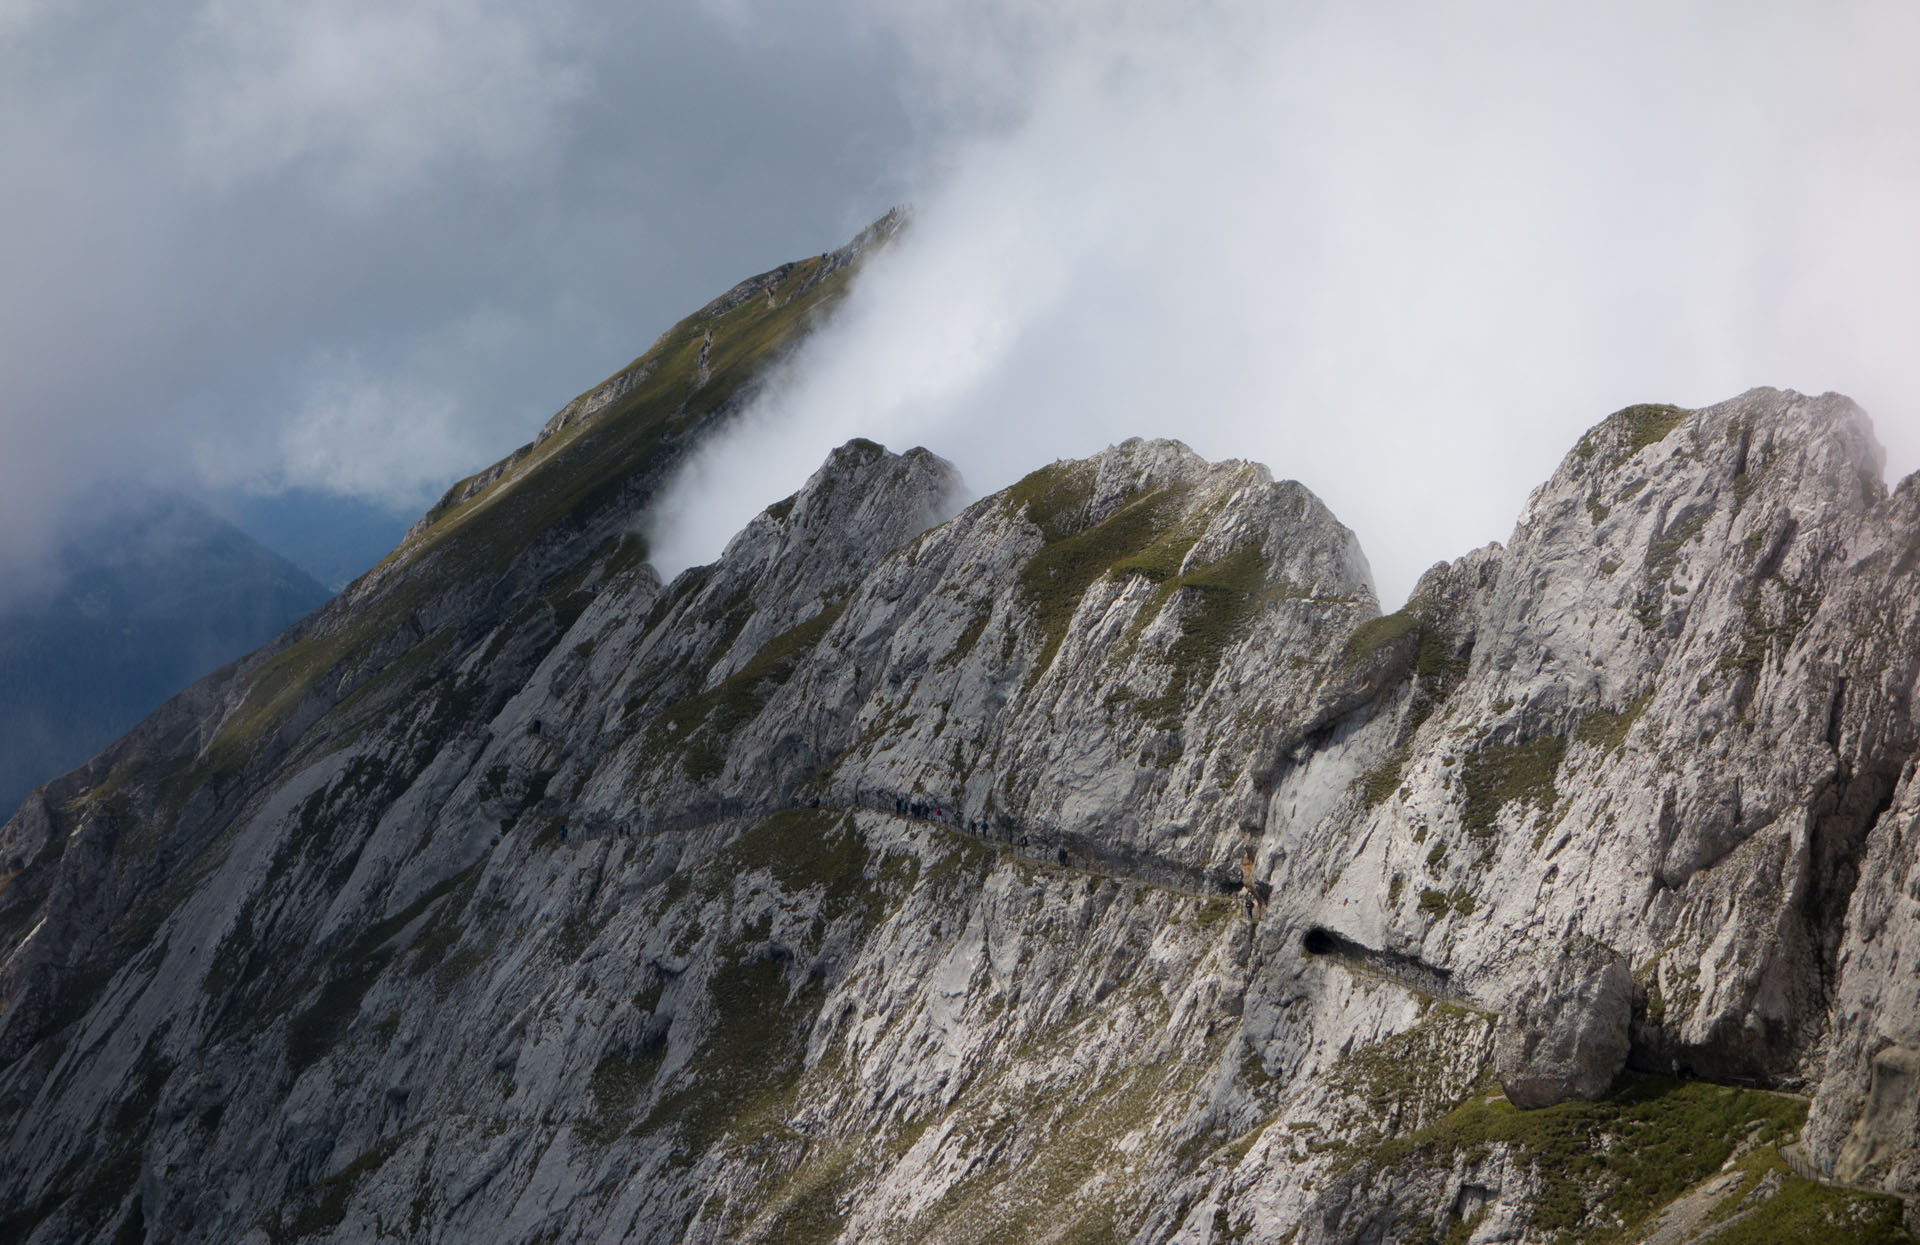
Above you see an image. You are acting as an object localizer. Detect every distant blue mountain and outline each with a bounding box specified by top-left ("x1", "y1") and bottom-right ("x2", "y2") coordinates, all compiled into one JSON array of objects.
[
  {"x1": 216, "y1": 487, "x2": 417, "y2": 591},
  {"x1": 0, "y1": 492, "x2": 330, "y2": 815}
]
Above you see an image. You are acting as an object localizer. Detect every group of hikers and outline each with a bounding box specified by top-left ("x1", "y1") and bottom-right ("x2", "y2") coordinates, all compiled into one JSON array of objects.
[
  {"x1": 770, "y1": 789, "x2": 1267, "y2": 922},
  {"x1": 888, "y1": 797, "x2": 992, "y2": 838},
  {"x1": 551, "y1": 789, "x2": 1263, "y2": 921}
]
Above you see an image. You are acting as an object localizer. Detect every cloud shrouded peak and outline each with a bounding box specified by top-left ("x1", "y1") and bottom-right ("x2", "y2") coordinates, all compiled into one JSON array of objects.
[
  {"x1": 643, "y1": 0, "x2": 1920, "y2": 606},
  {"x1": 0, "y1": 0, "x2": 915, "y2": 591},
  {"x1": 4, "y1": 0, "x2": 1918, "y2": 612}
]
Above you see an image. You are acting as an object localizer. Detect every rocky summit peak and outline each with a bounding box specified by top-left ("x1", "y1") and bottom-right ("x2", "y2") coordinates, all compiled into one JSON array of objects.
[{"x1": 4, "y1": 232, "x2": 1920, "y2": 1243}]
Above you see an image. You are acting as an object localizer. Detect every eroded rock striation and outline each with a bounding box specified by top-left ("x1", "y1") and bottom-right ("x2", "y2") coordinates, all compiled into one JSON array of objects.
[{"x1": 3, "y1": 223, "x2": 1919, "y2": 1243}]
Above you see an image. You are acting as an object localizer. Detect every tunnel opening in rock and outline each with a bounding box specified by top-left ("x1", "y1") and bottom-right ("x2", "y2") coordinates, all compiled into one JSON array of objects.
[{"x1": 1299, "y1": 925, "x2": 1461, "y2": 1000}]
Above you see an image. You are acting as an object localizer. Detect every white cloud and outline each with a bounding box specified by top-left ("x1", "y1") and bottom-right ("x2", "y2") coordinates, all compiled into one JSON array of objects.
[
  {"x1": 4, "y1": 0, "x2": 1918, "y2": 612},
  {"x1": 0, "y1": 0, "x2": 917, "y2": 591},
  {"x1": 648, "y1": 0, "x2": 1920, "y2": 606},
  {"x1": 182, "y1": 0, "x2": 589, "y2": 202},
  {"x1": 0, "y1": 0, "x2": 49, "y2": 42},
  {"x1": 259, "y1": 359, "x2": 471, "y2": 506}
]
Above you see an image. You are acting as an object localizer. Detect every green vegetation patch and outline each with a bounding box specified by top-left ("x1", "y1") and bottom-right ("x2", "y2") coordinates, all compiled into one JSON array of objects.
[
  {"x1": 638, "y1": 953, "x2": 825, "y2": 1157},
  {"x1": 1367, "y1": 1074, "x2": 1806, "y2": 1242},
  {"x1": 920, "y1": 1059, "x2": 1192, "y2": 1244},
  {"x1": 1011, "y1": 474, "x2": 1188, "y2": 683},
  {"x1": 943, "y1": 599, "x2": 995, "y2": 669},
  {"x1": 1343, "y1": 603, "x2": 1470, "y2": 699},
  {"x1": 1574, "y1": 404, "x2": 1689, "y2": 463},
  {"x1": 744, "y1": 1143, "x2": 859, "y2": 1245},
  {"x1": 584, "y1": 1047, "x2": 668, "y2": 1144},
  {"x1": 646, "y1": 601, "x2": 847, "y2": 781},
  {"x1": 396, "y1": 253, "x2": 860, "y2": 580},
  {"x1": 1359, "y1": 747, "x2": 1413, "y2": 809},
  {"x1": 1717, "y1": 575, "x2": 1820, "y2": 679},
  {"x1": 1005, "y1": 460, "x2": 1097, "y2": 539},
  {"x1": 1459, "y1": 735, "x2": 1566, "y2": 838},
  {"x1": 285, "y1": 954, "x2": 391, "y2": 1077},
  {"x1": 1572, "y1": 693, "x2": 1652, "y2": 754},
  {"x1": 1620, "y1": 404, "x2": 1689, "y2": 455},
  {"x1": 1344, "y1": 607, "x2": 1423, "y2": 667},
  {"x1": 1644, "y1": 510, "x2": 1711, "y2": 587},
  {"x1": 1194, "y1": 897, "x2": 1237, "y2": 929},
  {"x1": 708, "y1": 809, "x2": 886, "y2": 924},
  {"x1": 401, "y1": 866, "x2": 486, "y2": 979},
  {"x1": 1418, "y1": 886, "x2": 1476, "y2": 919},
  {"x1": 1133, "y1": 544, "x2": 1278, "y2": 726},
  {"x1": 197, "y1": 612, "x2": 386, "y2": 784},
  {"x1": 1110, "y1": 517, "x2": 1207, "y2": 585},
  {"x1": 1415, "y1": 630, "x2": 1469, "y2": 683},
  {"x1": 1325, "y1": 1005, "x2": 1491, "y2": 1123},
  {"x1": 1706, "y1": 1148, "x2": 1911, "y2": 1244}
]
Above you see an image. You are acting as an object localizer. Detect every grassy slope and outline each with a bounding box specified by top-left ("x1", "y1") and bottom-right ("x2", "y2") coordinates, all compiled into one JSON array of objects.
[
  {"x1": 193, "y1": 246, "x2": 873, "y2": 789},
  {"x1": 0, "y1": 231, "x2": 886, "y2": 1174}
]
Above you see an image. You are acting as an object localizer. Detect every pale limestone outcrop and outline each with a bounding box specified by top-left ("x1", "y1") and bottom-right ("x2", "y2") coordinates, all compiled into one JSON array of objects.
[
  {"x1": 2, "y1": 386, "x2": 1919, "y2": 1243},
  {"x1": 1493, "y1": 941, "x2": 1631, "y2": 1109}
]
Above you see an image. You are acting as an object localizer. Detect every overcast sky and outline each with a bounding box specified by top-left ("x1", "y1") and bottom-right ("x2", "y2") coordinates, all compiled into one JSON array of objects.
[{"x1": 6, "y1": 1, "x2": 1919, "y2": 607}]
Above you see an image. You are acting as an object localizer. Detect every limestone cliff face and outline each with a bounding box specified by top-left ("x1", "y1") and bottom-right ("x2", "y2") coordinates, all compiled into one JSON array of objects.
[{"x1": 1, "y1": 222, "x2": 1918, "y2": 1244}]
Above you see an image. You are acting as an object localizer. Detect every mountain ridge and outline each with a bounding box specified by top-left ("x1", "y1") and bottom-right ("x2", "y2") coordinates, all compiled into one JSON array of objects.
[{"x1": 2, "y1": 220, "x2": 1918, "y2": 1242}]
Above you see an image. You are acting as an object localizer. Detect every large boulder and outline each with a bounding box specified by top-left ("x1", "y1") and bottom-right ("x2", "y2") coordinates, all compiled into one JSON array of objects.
[{"x1": 1495, "y1": 941, "x2": 1632, "y2": 1109}]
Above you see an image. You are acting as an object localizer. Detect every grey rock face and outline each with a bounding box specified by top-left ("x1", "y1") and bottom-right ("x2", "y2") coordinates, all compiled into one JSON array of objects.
[
  {"x1": 4, "y1": 347, "x2": 1920, "y2": 1240},
  {"x1": 1493, "y1": 941, "x2": 1631, "y2": 1108}
]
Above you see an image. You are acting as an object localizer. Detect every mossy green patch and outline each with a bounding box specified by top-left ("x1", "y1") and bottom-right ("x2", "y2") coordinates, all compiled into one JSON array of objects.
[
  {"x1": 1574, "y1": 403, "x2": 1689, "y2": 464},
  {"x1": 1644, "y1": 511, "x2": 1711, "y2": 587},
  {"x1": 393, "y1": 253, "x2": 861, "y2": 581},
  {"x1": 1415, "y1": 629, "x2": 1469, "y2": 683},
  {"x1": 707, "y1": 809, "x2": 885, "y2": 924},
  {"x1": 1459, "y1": 735, "x2": 1566, "y2": 838},
  {"x1": 1343, "y1": 603, "x2": 1470, "y2": 713},
  {"x1": 284, "y1": 1138, "x2": 400, "y2": 1240},
  {"x1": 1133, "y1": 544, "x2": 1277, "y2": 726},
  {"x1": 1343, "y1": 607, "x2": 1423, "y2": 667},
  {"x1": 1717, "y1": 575, "x2": 1819, "y2": 678},
  {"x1": 1619, "y1": 404, "x2": 1689, "y2": 455},
  {"x1": 646, "y1": 601, "x2": 847, "y2": 781},
  {"x1": 1359, "y1": 747, "x2": 1413, "y2": 809},
  {"x1": 944, "y1": 600, "x2": 994, "y2": 668},
  {"x1": 1572, "y1": 693, "x2": 1652, "y2": 754},
  {"x1": 583, "y1": 1047, "x2": 667, "y2": 1144},
  {"x1": 285, "y1": 953, "x2": 391, "y2": 1077},
  {"x1": 1363, "y1": 1074, "x2": 1805, "y2": 1242},
  {"x1": 1110, "y1": 518, "x2": 1207, "y2": 586},
  {"x1": 1004, "y1": 460, "x2": 1096, "y2": 539},
  {"x1": 1325, "y1": 1004, "x2": 1490, "y2": 1125},
  {"x1": 922, "y1": 1059, "x2": 1192, "y2": 1244},
  {"x1": 742, "y1": 1143, "x2": 858, "y2": 1245},
  {"x1": 1012, "y1": 477, "x2": 1187, "y2": 684},
  {"x1": 1706, "y1": 1148, "x2": 1910, "y2": 1244},
  {"x1": 1417, "y1": 887, "x2": 1476, "y2": 919},
  {"x1": 1195, "y1": 897, "x2": 1237, "y2": 929},
  {"x1": 401, "y1": 866, "x2": 485, "y2": 979},
  {"x1": 637, "y1": 953, "x2": 825, "y2": 1157},
  {"x1": 199, "y1": 614, "x2": 387, "y2": 784}
]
